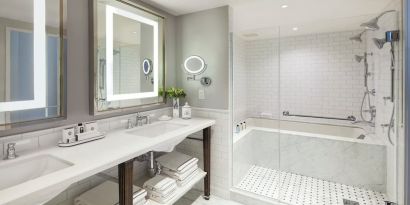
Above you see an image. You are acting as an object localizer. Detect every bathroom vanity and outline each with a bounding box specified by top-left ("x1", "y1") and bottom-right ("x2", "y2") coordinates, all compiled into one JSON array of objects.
[{"x1": 0, "y1": 118, "x2": 215, "y2": 205}]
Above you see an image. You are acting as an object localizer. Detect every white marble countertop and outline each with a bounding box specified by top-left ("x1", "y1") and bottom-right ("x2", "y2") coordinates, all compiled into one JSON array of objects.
[{"x1": 0, "y1": 118, "x2": 215, "y2": 205}]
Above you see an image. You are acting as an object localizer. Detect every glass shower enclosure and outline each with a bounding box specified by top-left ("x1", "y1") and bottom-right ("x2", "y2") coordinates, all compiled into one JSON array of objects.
[{"x1": 231, "y1": 3, "x2": 404, "y2": 204}]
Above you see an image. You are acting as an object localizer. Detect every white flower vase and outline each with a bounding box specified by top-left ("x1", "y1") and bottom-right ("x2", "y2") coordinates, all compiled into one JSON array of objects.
[{"x1": 173, "y1": 98, "x2": 180, "y2": 118}]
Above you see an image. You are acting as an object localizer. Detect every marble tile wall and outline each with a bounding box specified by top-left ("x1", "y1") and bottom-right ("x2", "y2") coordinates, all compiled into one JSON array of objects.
[{"x1": 233, "y1": 129, "x2": 387, "y2": 193}]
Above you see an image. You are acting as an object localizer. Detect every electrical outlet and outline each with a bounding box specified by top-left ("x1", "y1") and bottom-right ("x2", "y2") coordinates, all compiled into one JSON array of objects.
[{"x1": 198, "y1": 89, "x2": 205, "y2": 100}]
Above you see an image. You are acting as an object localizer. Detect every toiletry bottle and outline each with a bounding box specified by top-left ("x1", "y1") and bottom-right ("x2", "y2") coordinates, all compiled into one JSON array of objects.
[
  {"x1": 236, "y1": 124, "x2": 240, "y2": 133},
  {"x1": 182, "y1": 102, "x2": 192, "y2": 119}
]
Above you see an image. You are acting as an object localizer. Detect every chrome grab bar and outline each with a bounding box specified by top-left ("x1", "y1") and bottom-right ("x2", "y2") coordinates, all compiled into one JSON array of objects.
[{"x1": 282, "y1": 111, "x2": 356, "y2": 121}]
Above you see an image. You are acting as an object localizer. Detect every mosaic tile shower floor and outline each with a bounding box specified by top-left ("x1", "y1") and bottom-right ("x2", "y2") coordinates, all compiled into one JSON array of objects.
[{"x1": 235, "y1": 166, "x2": 387, "y2": 205}]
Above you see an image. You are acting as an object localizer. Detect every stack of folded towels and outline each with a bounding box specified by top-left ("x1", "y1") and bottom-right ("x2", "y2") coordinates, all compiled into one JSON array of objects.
[
  {"x1": 156, "y1": 151, "x2": 199, "y2": 187},
  {"x1": 74, "y1": 181, "x2": 147, "y2": 205},
  {"x1": 143, "y1": 175, "x2": 177, "y2": 203}
]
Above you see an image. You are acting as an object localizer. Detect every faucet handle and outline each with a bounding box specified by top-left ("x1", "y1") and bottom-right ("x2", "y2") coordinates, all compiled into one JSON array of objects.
[
  {"x1": 7, "y1": 142, "x2": 16, "y2": 149},
  {"x1": 5, "y1": 142, "x2": 17, "y2": 160}
]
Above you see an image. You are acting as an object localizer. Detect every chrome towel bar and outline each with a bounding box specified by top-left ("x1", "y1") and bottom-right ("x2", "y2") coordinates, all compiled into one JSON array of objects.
[{"x1": 282, "y1": 111, "x2": 356, "y2": 121}]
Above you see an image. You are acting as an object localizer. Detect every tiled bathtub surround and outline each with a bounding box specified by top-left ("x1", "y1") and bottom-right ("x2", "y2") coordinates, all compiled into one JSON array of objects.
[
  {"x1": 234, "y1": 126, "x2": 387, "y2": 193},
  {"x1": 233, "y1": 30, "x2": 366, "y2": 122},
  {"x1": 280, "y1": 31, "x2": 367, "y2": 119}
]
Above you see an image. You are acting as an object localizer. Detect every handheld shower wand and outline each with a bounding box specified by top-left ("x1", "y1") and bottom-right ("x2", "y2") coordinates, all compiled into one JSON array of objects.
[{"x1": 373, "y1": 30, "x2": 399, "y2": 145}]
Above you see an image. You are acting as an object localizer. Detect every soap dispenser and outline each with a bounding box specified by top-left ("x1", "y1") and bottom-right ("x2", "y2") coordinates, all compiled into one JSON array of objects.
[{"x1": 182, "y1": 102, "x2": 192, "y2": 119}]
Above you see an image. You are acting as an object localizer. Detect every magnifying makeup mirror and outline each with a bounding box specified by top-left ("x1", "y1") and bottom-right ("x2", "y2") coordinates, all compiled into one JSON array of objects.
[
  {"x1": 142, "y1": 58, "x2": 152, "y2": 76},
  {"x1": 183, "y1": 55, "x2": 212, "y2": 86},
  {"x1": 184, "y1": 55, "x2": 206, "y2": 75}
]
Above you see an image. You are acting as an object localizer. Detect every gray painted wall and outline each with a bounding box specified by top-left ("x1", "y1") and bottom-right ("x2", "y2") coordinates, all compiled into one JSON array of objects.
[
  {"x1": 176, "y1": 6, "x2": 230, "y2": 110},
  {"x1": 0, "y1": 0, "x2": 177, "y2": 137}
]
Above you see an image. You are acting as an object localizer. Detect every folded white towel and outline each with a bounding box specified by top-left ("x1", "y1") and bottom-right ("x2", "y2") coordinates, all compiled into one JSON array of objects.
[
  {"x1": 74, "y1": 181, "x2": 146, "y2": 205},
  {"x1": 156, "y1": 151, "x2": 198, "y2": 172},
  {"x1": 162, "y1": 164, "x2": 198, "y2": 181},
  {"x1": 143, "y1": 175, "x2": 176, "y2": 192},
  {"x1": 176, "y1": 158, "x2": 199, "y2": 173},
  {"x1": 148, "y1": 183, "x2": 177, "y2": 199},
  {"x1": 148, "y1": 189, "x2": 177, "y2": 204},
  {"x1": 176, "y1": 169, "x2": 199, "y2": 187}
]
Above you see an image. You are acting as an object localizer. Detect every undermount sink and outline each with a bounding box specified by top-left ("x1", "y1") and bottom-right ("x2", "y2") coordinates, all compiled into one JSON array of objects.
[
  {"x1": 127, "y1": 122, "x2": 188, "y2": 138},
  {"x1": 0, "y1": 154, "x2": 73, "y2": 205},
  {"x1": 0, "y1": 155, "x2": 73, "y2": 191}
]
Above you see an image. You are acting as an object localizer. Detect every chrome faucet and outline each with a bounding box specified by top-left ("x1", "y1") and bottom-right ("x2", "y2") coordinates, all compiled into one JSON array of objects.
[
  {"x1": 136, "y1": 113, "x2": 151, "y2": 126},
  {"x1": 127, "y1": 119, "x2": 134, "y2": 129},
  {"x1": 4, "y1": 143, "x2": 17, "y2": 160}
]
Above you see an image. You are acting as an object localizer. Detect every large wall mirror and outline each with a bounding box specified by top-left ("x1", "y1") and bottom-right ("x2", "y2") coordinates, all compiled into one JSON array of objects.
[
  {"x1": 90, "y1": 0, "x2": 165, "y2": 115},
  {"x1": 0, "y1": 0, "x2": 66, "y2": 130}
]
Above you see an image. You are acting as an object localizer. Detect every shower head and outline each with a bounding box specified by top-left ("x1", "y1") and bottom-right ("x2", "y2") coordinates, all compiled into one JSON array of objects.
[
  {"x1": 355, "y1": 55, "x2": 364, "y2": 63},
  {"x1": 350, "y1": 31, "x2": 365, "y2": 42},
  {"x1": 361, "y1": 18, "x2": 379, "y2": 31},
  {"x1": 373, "y1": 38, "x2": 387, "y2": 49},
  {"x1": 360, "y1": 10, "x2": 396, "y2": 31}
]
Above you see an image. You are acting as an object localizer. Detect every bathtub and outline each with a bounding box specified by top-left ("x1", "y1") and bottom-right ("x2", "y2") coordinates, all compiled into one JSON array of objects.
[
  {"x1": 234, "y1": 118, "x2": 384, "y2": 145},
  {"x1": 233, "y1": 118, "x2": 387, "y2": 193}
]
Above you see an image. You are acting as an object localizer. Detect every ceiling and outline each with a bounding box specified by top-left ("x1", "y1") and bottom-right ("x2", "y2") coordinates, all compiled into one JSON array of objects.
[{"x1": 142, "y1": 0, "x2": 398, "y2": 37}]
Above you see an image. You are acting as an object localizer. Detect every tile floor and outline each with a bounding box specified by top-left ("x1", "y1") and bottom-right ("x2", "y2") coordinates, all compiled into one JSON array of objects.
[{"x1": 235, "y1": 166, "x2": 387, "y2": 205}]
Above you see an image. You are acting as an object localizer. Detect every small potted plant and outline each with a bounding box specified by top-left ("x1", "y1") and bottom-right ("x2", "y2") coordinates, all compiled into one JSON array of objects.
[{"x1": 165, "y1": 87, "x2": 186, "y2": 118}]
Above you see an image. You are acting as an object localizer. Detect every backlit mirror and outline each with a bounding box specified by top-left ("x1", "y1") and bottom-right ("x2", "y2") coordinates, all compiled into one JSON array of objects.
[
  {"x1": 0, "y1": 0, "x2": 66, "y2": 129},
  {"x1": 91, "y1": 0, "x2": 165, "y2": 114}
]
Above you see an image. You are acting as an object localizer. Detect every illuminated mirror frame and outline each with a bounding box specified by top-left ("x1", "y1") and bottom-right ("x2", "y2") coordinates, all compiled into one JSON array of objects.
[
  {"x1": 0, "y1": 0, "x2": 47, "y2": 112},
  {"x1": 105, "y1": 5, "x2": 159, "y2": 102}
]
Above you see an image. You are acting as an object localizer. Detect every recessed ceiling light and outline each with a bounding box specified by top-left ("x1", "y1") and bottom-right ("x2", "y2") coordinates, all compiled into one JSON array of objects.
[
  {"x1": 292, "y1": 27, "x2": 299, "y2": 31},
  {"x1": 281, "y1": 5, "x2": 289, "y2": 8}
]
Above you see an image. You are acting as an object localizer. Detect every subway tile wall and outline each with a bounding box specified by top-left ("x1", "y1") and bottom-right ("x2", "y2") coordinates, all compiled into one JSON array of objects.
[
  {"x1": 365, "y1": 1, "x2": 402, "y2": 200},
  {"x1": 280, "y1": 31, "x2": 366, "y2": 119},
  {"x1": 232, "y1": 35, "x2": 248, "y2": 124},
  {"x1": 176, "y1": 108, "x2": 230, "y2": 199},
  {"x1": 233, "y1": 30, "x2": 368, "y2": 121}
]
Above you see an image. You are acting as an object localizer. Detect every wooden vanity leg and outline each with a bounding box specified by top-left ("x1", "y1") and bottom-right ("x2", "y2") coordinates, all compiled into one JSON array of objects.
[
  {"x1": 118, "y1": 160, "x2": 134, "y2": 205},
  {"x1": 203, "y1": 126, "x2": 211, "y2": 200}
]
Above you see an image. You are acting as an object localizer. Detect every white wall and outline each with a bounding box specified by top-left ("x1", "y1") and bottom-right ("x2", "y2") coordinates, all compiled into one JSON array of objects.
[
  {"x1": 233, "y1": 30, "x2": 366, "y2": 121},
  {"x1": 365, "y1": 2, "x2": 402, "y2": 201},
  {"x1": 176, "y1": 6, "x2": 230, "y2": 110},
  {"x1": 232, "y1": 35, "x2": 247, "y2": 123},
  {"x1": 281, "y1": 31, "x2": 366, "y2": 119}
]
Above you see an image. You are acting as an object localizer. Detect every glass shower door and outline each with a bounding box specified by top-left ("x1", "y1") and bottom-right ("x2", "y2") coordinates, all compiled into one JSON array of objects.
[
  {"x1": 278, "y1": 12, "x2": 401, "y2": 204},
  {"x1": 231, "y1": 27, "x2": 282, "y2": 203}
]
